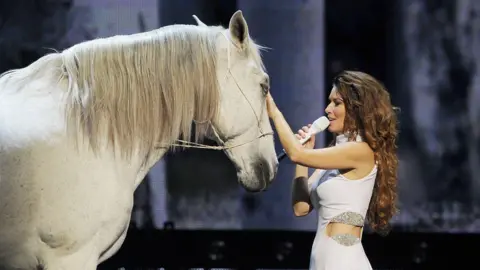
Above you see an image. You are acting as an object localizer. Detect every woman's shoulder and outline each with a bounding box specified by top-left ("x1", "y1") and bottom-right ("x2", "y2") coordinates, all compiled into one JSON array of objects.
[{"x1": 337, "y1": 141, "x2": 375, "y2": 163}]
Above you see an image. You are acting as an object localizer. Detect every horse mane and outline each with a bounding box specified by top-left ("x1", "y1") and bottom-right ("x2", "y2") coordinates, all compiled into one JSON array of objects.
[
  {"x1": 59, "y1": 25, "x2": 223, "y2": 157},
  {"x1": 0, "y1": 23, "x2": 267, "y2": 157}
]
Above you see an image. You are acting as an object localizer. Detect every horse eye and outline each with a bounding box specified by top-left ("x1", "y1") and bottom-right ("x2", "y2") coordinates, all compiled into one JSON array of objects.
[{"x1": 260, "y1": 82, "x2": 269, "y2": 96}]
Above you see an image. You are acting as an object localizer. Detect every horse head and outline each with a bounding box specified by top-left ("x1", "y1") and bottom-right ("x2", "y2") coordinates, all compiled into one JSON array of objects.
[{"x1": 194, "y1": 11, "x2": 279, "y2": 192}]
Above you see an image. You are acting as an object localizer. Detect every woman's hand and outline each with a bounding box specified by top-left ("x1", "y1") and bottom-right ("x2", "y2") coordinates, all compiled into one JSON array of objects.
[
  {"x1": 266, "y1": 92, "x2": 280, "y2": 119},
  {"x1": 295, "y1": 125, "x2": 315, "y2": 149}
]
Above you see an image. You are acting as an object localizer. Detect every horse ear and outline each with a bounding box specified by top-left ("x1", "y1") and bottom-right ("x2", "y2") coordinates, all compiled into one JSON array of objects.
[
  {"x1": 192, "y1": 15, "x2": 207, "y2": 27},
  {"x1": 228, "y1": 10, "x2": 249, "y2": 49}
]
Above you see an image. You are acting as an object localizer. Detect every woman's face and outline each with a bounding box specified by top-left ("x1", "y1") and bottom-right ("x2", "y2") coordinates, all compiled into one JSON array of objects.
[{"x1": 325, "y1": 87, "x2": 346, "y2": 134}]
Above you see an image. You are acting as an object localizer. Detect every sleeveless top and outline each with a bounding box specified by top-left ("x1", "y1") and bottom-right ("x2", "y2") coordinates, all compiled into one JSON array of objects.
[{"x1": 308, "y1": 134, "x2": 377, "y2": 231}]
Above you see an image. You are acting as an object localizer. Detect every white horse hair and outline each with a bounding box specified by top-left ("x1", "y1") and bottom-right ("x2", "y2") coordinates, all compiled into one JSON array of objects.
[{"x1": 0, "y1": 11, "x2": 278, "y2": 269}]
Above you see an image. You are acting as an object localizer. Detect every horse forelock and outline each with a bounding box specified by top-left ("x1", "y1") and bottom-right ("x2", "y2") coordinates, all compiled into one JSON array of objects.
[{"x1": 61, "y1": 25, "x2": 222, "y2": 157}]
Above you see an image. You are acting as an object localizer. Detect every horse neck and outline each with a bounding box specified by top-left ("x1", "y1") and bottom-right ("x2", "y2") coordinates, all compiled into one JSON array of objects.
[{"x1": 66, "y1": 135, "x2": 167, "y2": 189}]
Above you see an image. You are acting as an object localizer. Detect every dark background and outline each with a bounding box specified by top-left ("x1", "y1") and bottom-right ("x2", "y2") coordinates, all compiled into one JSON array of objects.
[{"x1": 1, "y1": 0, "x2": 479, "y2": 268}]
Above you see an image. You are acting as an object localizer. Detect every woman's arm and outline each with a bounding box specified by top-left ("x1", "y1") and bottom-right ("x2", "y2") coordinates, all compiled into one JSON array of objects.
[
  {"x1": 268, "y1": 98, "x2": 371, "y2": 170},
  {"x1": 292, "y1": 165, "x2": 321, "y2": 216}
]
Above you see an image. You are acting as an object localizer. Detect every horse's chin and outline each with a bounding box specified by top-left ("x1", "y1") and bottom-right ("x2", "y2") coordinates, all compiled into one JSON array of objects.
[
  {"x1": 230, "y1": 149, "x2": 278, "y2": 192},
  {"x1": 238, "y1": 175, "x2": 267, "y2": 193},
  {"x1": 236, "y1": 164, "x2": 271, "y2": 193}
]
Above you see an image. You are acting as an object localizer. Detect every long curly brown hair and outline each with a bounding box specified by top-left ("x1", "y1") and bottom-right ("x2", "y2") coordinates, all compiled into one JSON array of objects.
[{"x1": 333, "y1": 70, "x2": 399, "y2": 236}]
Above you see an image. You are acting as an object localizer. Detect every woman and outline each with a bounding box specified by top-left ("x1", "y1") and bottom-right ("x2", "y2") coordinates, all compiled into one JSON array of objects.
[{"x1": 267, "y1": 70, "x2": 399, "y2": 269}]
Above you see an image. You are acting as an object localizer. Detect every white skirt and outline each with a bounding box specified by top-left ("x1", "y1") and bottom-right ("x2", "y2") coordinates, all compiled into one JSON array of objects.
[{"x1": 309, "y1": 227, "x2": 373, "y2": 270}]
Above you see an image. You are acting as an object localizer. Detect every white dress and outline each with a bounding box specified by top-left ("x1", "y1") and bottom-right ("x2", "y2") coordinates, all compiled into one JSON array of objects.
[{"x1": 308, "y1": 134, "x2": 376, "y2": 270}]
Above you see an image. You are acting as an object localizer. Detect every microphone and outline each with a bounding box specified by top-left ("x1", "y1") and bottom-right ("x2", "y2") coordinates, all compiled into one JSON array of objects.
[{"x1": 277, "y1": 116, "x2": 330, "y2": 161}]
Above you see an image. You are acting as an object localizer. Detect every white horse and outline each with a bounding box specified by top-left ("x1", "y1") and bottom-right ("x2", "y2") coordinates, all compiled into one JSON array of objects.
[{"x1": 0, "y1": 11, "x2": 278, "y2": 269}]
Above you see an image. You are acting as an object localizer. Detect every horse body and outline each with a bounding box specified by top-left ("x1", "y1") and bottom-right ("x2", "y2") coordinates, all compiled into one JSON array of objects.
[
  {"x1": 0, "y1": 61, "x2": 160, "y2": 268},
  {"x1": 0, "y1": 139, "x2": 151, "y2": 269},
  {"x1": 0, "y1": 11, "x2": 278, "y2": 269}
]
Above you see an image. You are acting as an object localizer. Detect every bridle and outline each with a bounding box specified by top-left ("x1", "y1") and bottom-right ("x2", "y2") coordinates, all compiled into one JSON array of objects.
[{"x1": 156, "y1": 32, "x2": 273, "y2": 151}]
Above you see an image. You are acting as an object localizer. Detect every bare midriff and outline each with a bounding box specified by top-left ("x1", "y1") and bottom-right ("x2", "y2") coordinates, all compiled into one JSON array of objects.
[{"x1": 326, "y1": 222, "x2": 362, "y2": 238}]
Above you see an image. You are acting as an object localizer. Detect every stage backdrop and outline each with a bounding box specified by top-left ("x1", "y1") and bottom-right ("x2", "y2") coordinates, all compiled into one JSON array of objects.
[
  {"x1": 158, "y1": 0, "x2": 480, "y2": 233},
  {"x1": 0, "y1": 0, "x2": 479, "y2": 233}
]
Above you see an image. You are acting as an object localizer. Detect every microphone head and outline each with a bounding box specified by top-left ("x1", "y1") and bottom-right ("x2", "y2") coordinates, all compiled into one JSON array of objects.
[{"x1": 310, "y1": 116, "x2": 330, "y2": 133}]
